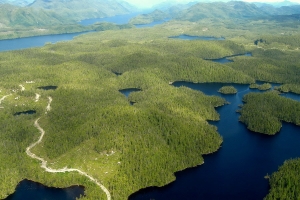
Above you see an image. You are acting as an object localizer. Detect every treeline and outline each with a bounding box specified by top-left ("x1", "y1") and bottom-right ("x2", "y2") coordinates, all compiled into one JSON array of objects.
[{"x1": 239, "y1": 91, "x2": 300, "y2": 134}]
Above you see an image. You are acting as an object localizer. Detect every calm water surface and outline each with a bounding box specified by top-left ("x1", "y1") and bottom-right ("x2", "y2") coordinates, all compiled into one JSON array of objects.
[
  {"x1": 0, "y1": 32, "x2": 88, "y2": 52},
  {"x1": 4, "y1": 179, "x2": 84, "y2": 200},
  {"x1": 119, "y1": 88, "x2": 141, "y2": 98},
  {"x1": 130, "y1": 82, "x2": 300, "y2": 200},
  {"x1": 79, "y1": 13, "x2": 141, "y2": 25},
  {"x1": 169, "y1": 34, "x2": 225, "y2": 41}
]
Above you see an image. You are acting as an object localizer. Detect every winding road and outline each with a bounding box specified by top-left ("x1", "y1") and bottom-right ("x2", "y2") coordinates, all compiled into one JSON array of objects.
[
  {"x1": 26, "y1": 96, "x2": 111, "y2": 200},
  {"x1": 0, "y1": 94, "x2": 11, "y2": 108}
]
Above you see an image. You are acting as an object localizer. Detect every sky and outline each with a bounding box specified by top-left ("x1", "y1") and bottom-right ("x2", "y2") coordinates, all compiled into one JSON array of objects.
[{"x1": 124, "y1": 0, "x2": 300, "y2": 8}]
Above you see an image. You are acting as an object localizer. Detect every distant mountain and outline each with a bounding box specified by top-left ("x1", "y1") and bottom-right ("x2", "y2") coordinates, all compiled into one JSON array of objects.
[
  {"x1": 0, "y1": 0, "x2": 33, "y2": 6},
  {"x1": 0, "y1": 0, "x2": 137, "y2": 28},
  {"x1": 176, "y1": 1, "x2": 267, "y2": 21},
  {"x1": 254, "y1": 0, "x2": 299, "y2": 8},
  {"x1": 28, "y1": 0, "x2": 136, "y2": 20},
  {"x1": 0, "y1": 4, "x2": 68, "y2": 27},
  {"x1": 151, "y1": 1, "x2": 199, "y2": 11}
]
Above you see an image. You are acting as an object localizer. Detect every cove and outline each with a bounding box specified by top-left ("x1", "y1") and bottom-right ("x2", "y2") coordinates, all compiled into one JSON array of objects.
[
  {"x1": 4, "y1": 179, "x2": 84, "y2": 200},
  {"x1": 130, "y1": 82, "x2": 300, "y2": 200},
  {"x1": 169, "y1": 34, "x2": 225, "y2": 41}
]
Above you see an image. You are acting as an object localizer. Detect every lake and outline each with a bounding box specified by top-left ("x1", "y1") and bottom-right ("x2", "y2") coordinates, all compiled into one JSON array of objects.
[
  {"x1": 130, "y1": 82, "x2": 300, "y2": 200},
  {"x1": 0, "y1": 13, "x2": 167, "y2": 53},
  {"x1": 0, "y1": 32, "x2": 89, "y2": 52},
  {"x1": 4, "y1": 179, "x2": 84, "y2": 200}
]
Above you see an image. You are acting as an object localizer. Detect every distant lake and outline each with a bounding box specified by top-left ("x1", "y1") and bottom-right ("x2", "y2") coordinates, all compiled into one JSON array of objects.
[
  {"x1": 0, "y1": 13, "x2": 167, "y2": 52},
  {"x1": 0, "y1": 32, "x2": 89, "y2": 52},
  {"x1": 130, "y1": 82, "x2": 300, "y2": 200},
  {"x1": 5, "y1": 179, "x2": 84, "y2": 200},
  {"x1": 169, "y1": 34, "x2": 225, "y2": 41},
  {"x1": 135, "y1": 20, "x2": 168, "y2": 28},
  {"x1": 79, "y1": 13, "x2": 141, "y2": 26}
]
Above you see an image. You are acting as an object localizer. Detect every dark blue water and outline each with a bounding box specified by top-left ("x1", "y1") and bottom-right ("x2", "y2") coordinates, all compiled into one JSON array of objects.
[
  {"x1": 209, "y1": 53, "x2": 252, "y2": 64},
  {"x1": 130, "y1": 82, "x2": 300, "y2": 200},
  {"x1": 169, "y1": 34, "x2": 225, "y2": 41},
  {"x1": 37, "y1": 86, "x2": 58, "y2": 90},
  {"x1": 0, "y1": 32, "x2": 88, "y2": 52},
  {"x1": 4, "y1": 179, "x2": 84, "y2": 200},
  {"x1": 119, "y1": 88, "x2": 141, "y2": 98},
  {"x1": 14, "y1": 110, "x2": 36, "y2": 116}
]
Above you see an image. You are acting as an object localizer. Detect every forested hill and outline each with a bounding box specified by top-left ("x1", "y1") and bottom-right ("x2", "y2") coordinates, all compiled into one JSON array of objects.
[
  {"x1": 28, "y1": 0, "x2": 136, "y2": 20},
  {"x1": 0, "y1": 4, "x2": 69, "y2": 27},
  {"x1": 176, "y1": 1, "x2": 267, "y2": 21},
  {"x1": 0, "y1": 0, "x2": 136, "y2": 28}
]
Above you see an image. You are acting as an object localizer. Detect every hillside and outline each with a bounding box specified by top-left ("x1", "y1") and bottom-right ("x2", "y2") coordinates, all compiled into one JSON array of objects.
[
  {"x1": 0, "y1": 0, "x2": 136, "y2": 39},
  {"x1": 0, "y1": 0, "x2": 33, "y2": 6},
  {"x1": 0, "y1": 4, "x2": 69, "y2": 27},
  {"x1": 29, "y1": 0, "x2": 136, "y2": 20}
]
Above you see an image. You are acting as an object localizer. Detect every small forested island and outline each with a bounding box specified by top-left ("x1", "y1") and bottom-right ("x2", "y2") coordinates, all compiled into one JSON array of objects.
[
  {"x1": 218, "y1": 86, "x2": 237, "y2": 94},
  {"x1": 250, "y1": 83, "x2": 272, "y2": 90},
  {"x1": 0, "y1": 0, "x2": 300, "y2": 200}
]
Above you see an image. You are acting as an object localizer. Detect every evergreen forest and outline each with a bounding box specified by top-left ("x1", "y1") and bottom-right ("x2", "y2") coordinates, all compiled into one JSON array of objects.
[{"x1": 0, "y1": 1, "x2": 300, "y2": 200}]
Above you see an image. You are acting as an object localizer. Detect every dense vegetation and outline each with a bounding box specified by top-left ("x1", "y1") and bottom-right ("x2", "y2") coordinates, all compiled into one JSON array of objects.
[
  {"x1": 239, "y1": 91, "x2": 300, "y2": 134},
  {"x1": 218, "y1": 86, "x2": 237, "y2": 94},
  {"x1": 0, "y1": 23, "x2": 258, "y2": 199},
  {"x1": 0, "y1": 2, "x2": 300, "y2": 199},
  {"x1": 265, "y1": 159, "x2": 300, "y2": 200},
  {"x1": 0, "y1": 0, "x2": 135, "y2": 39}
]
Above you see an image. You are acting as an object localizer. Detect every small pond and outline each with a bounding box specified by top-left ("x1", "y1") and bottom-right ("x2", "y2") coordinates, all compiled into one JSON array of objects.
[
  {"x1": 4, "y1": 179, "x2": 85, "y2": 200},
  {"x1": 119, "y1": 88, "x2": 141, "y2": 98},
  {"x1": 37, "y1": 86, "x2": 58, "y2": 90},
  {"x1": 14, "y1": 110, "x2": 36, "y2": 116}
]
